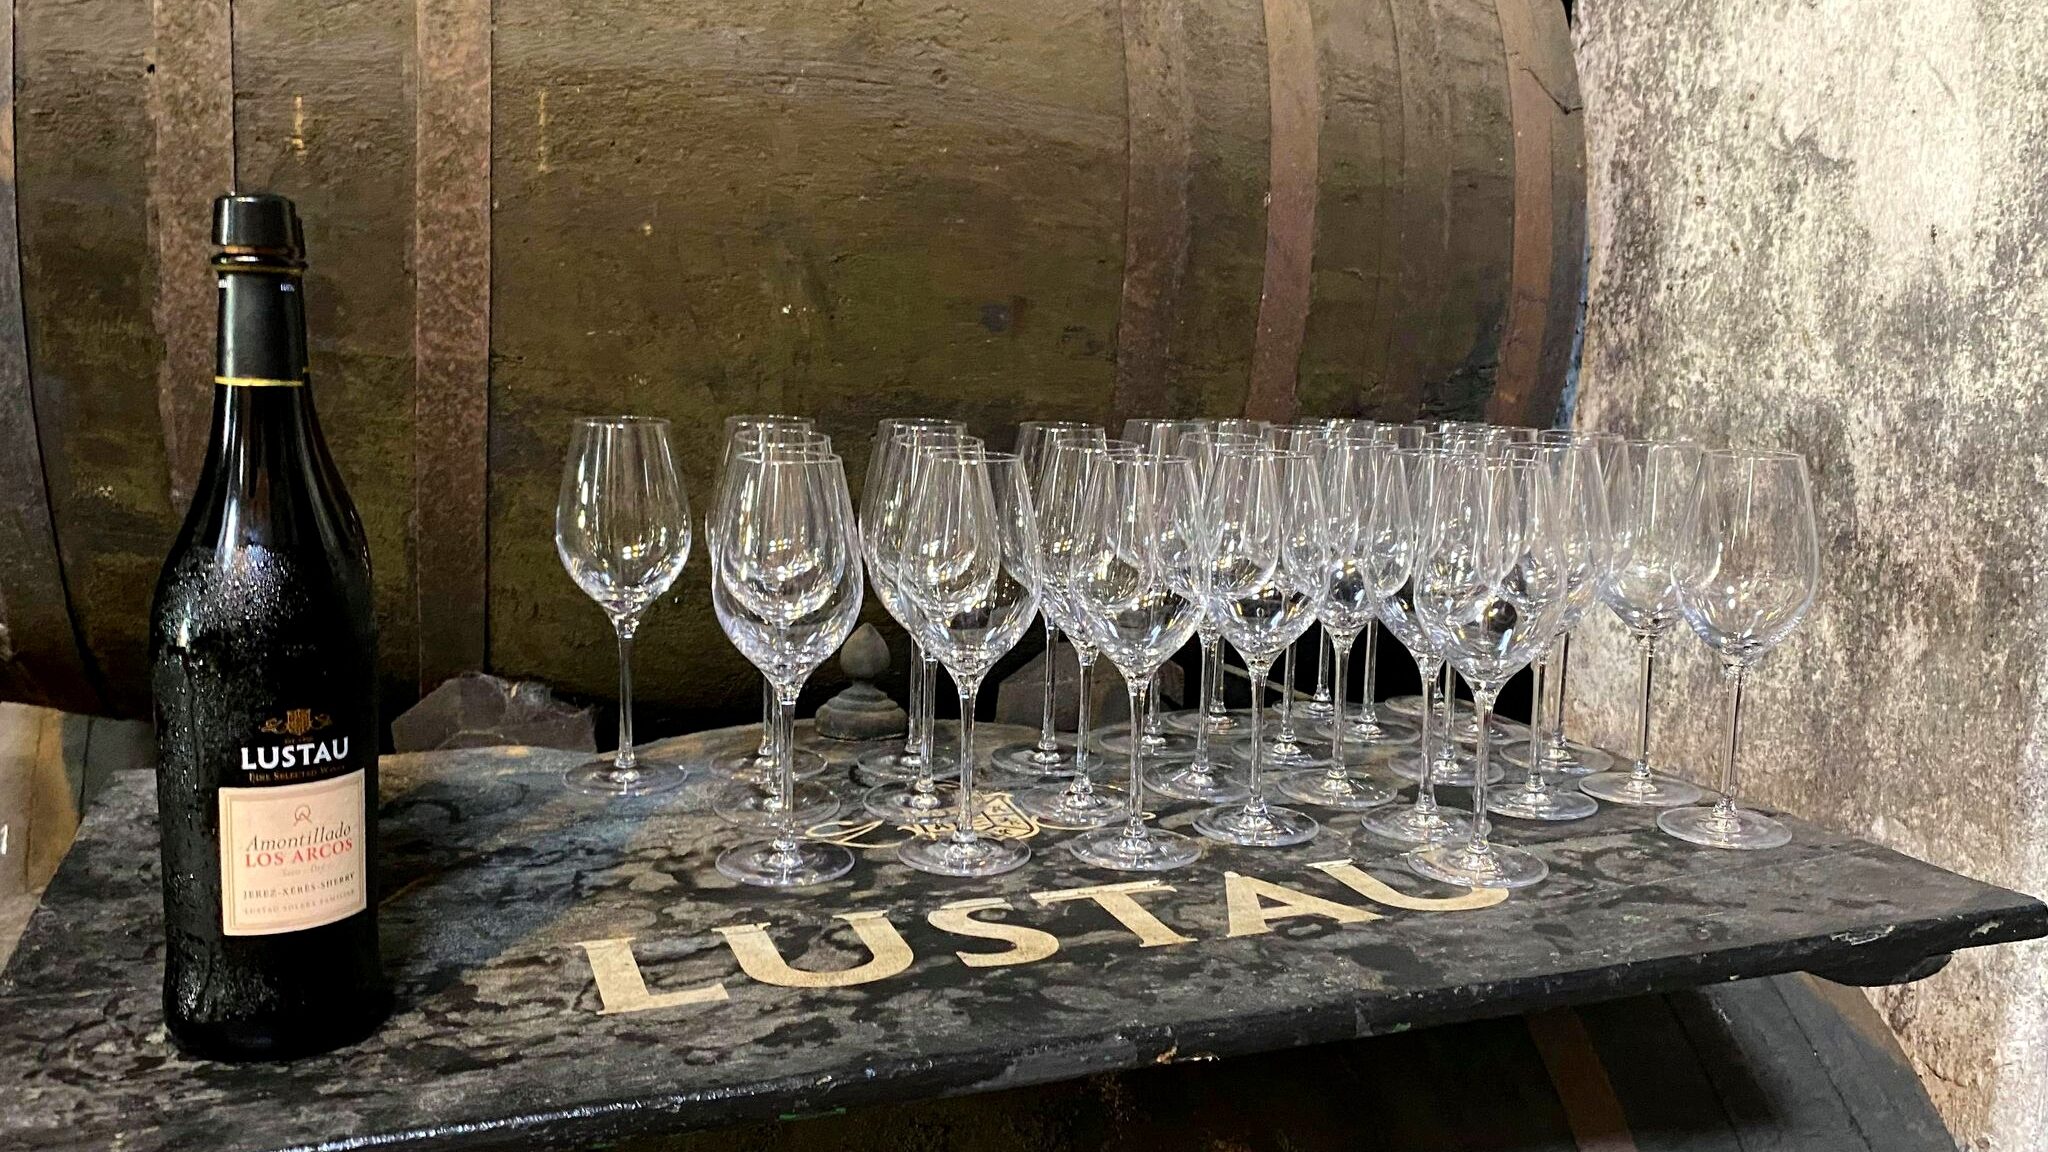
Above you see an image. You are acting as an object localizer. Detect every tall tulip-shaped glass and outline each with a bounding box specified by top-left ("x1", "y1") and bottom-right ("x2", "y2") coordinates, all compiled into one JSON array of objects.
[
  {"x1": 1014, "y1": 441, "x2": 1129, "y2": 828},
  {"x1": 1163, "y1": 428, "x2": 1267, "y2": 744},
  {"x1": 1098, "y1": 420, "x2": 1210, "y2": 761},
  {"x1": 1406, "y1": 453, "x2": 1570, "y2": 889},
  {"x1": 1515, "y1": 429, "x2": 1625, "y2": 776},
  {"x1": 1066, "y1": 453, "x2": 1207, "y2": 870},
  {"x1": 1193, "y1": 448, "x2": 1325, "y2": 847},
  {"x1": 1660, "y1": 450, "x2": 1818, "y2": 849},
  {"x1": 709, "y1": 446, "x2": 865, "y2": 886},
  {"x1": 1276, "y1": 434, "x2": 1399, "y2": 810},
  {"x1": 1581, "y1": 440, "x2": 1707, "y2": 807},
  {"x1": 1490, "y1": 441, "x2": 1608, "y2": 821},
  {"x1": 897, "y1": 447, "x2": 1043, "y2": 877},
  {"x1": 1356, "y1": 449, "x2": 1476, "y2": 846},
  {"x1": 556, "y1": 416, "x2": 694, "y2": 796},
  {"x1": 1235, "y1": 424, "x2": 1336, "y2": 770},
  {"x1": 993, "y1": 424, "x2": 1108, "y2": 776},
  {"x1": 859, "y1": 426, "x2": 975, "y2": 824},
  {"x1": 853, "y1": 417, "x2": 967, "y2": 788}
]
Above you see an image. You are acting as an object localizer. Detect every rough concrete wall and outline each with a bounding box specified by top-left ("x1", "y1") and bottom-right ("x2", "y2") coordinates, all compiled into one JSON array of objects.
[{"x1": 1567, "y1": 3, "x2": 2048, "y2": 1148}]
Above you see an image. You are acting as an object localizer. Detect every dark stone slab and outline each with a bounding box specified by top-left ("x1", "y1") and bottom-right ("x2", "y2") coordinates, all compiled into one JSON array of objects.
[{"x1": 0, "y1": 723, "x2": 2040, "y2": 1152}]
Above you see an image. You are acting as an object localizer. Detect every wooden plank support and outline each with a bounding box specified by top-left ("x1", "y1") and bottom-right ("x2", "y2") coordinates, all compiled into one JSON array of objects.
[
  {"x1": 413, "y1": 0, "x2": 492, "y2": 693},
  {"x1": 0, "y1": 0, "x2": 95, "y2": 711},
  {"x1": 1245, "y1": 0, "x2": 1319, "y2": 423},
  {"x1": 147, "y1": 0, "x2": 235, "y2": 510},
  {"x1": 1112, "y1": 0, "x2": 1194, "y2": 423}
]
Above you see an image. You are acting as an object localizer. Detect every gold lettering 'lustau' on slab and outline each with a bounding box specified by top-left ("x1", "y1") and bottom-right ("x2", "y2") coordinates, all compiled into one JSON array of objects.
[{"x1": 576, "y1": 862, "x2": 1507, "y2": 1017}]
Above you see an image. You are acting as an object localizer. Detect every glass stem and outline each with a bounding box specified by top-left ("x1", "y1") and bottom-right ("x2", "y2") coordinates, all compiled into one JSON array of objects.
[
  {"x1": 1716, "y1": 661, "x2": 1747, "y2": 819},
  {"x1": 770, "y1": 687, "x2": 801, "y2": 853},
  {"x1": 1314, "y1": 630, "x2": 1333, "y2": 703},
  {"x1": 1145, "y1": 680, "x2": 1163, "y2": 738},
  {"x1": 1278, "y1": 645, "x2": 1297, "y2": 739},
  {"x1": 1360, "y1": 623, "x2": 1380, "y2": 724},
  {"x1": 1244, "y1": 657, "x2": 1273, "y2": 815},
  {"x1": 1124, "y1": 676, "x2": 1148, "y2": 837},
  {"x1": 1325, "y1": 634, "x2": 1354, "y2": 781},
  {"x1": 1524, "y1": 657, "x2": 1548, "y2": 792},
  {"x1": 905, "y1": 641, "x2": 927, "y2": 757},
  {"x1": 1037, "y1": 621, "x2": 1061, "y2": 753},
  {"x1": 1192, "y1": 644, "x2": 1214, "y2": 770},
  {"x1": 1470, "y1": 687, "x2": 1499, "y2": 852},
  {"x1": 1203, "y1": 632, "x2": 1227, "y2": 719},
  {"x1": 1437, "y1": 664, "x2": 1457, "y2": 767},
  {"x1": 613, "y1": 619, "x2": 638, "y2": 774},
  {"x1": 914, "y1": 654, "x2": 939, "y2": 793},
  {"x1": 1632, "y1": 632, "x2": 1660, "y2": 782},
  {"x1": 953, "y1": 679, "x2": 979, "y2": 842},
  {"x1": 756, "y1": 679, "x2": 773, "y2": 756},
  {"x1": 1075, "y1": 654, "x2": 1094, "y2": 781},
  {"x1": 1548, "y1": 632, "x2": 1572, "y2": 753},
  {"x1": 1412, "y1": 658, "x2": 1441, "y2": 817}
]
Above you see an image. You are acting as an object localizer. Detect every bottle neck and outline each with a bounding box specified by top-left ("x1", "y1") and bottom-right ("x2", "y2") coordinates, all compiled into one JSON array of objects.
[{"x1": 216, "y1": 260, "x2": 308, "y2": 386}]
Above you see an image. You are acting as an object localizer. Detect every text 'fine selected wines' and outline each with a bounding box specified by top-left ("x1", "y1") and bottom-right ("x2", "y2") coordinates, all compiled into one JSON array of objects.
[{"x1": 150, "y1": 193, "x2": 389, "y2": 1060}]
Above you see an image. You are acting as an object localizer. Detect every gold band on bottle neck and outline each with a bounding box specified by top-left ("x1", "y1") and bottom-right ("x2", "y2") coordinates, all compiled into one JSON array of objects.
[{"x1": 215, "y1": 375, "x2": 306, "y2": 388}]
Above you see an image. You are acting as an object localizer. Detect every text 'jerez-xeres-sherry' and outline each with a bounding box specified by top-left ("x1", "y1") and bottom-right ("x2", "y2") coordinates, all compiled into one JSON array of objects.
[{"x1": 149, "y1": 193, "x2": 389, "y2": 1061}]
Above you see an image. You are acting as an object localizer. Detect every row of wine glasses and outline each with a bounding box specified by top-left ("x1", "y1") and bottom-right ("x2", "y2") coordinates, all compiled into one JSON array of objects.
[{"x1": 550, "y1": 413, "x2": 1819, "y2": 889}]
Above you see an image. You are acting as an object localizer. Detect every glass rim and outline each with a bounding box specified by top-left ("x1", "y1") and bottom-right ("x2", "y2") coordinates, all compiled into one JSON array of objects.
[
  {"x1": 575, "y1": 414, "x2": 671, "y2": 428},
  {"x1": 1703, "y1": 446, "x2": 1808, "y2": 464},
  {"x1": 731, "y1": 446, "x2": 843, "y2": 466}
]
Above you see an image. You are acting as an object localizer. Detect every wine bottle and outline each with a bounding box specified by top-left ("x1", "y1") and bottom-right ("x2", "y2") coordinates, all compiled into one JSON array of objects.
[{"x1": 149, "y1": 193, "x2": 389, "y2": 1061}]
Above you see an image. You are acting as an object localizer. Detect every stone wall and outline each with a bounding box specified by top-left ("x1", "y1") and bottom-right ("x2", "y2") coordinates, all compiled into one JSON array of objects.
[{"x1": 1567, "y1": 2, "x2": 2048, "y2": 1148}]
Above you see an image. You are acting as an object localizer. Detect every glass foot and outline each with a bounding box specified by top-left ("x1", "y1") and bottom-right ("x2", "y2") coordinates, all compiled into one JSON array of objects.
[
  {"x1": 1144, "y1": 760, "x2": 1249, "y2": 803},
  {"x1": 863, "y1": 780, "x2": 956, "y2": 825},
  {"x1": 1382, "y1": 694, "x2": 1434, "y2": 719},
  {"x1": 1162, "y1": 708, "x2": 1249, "y2": 736},
  {"x1": 1502, "y1": 739, "x2": 1614, "y2": 777},
  {"x1": 564, "y1": 758, "x2": 689, "y2": 798},
  {"x1": 1450, "y1": 715, "x2": 1529, "y2": 746},
  {"x1": 715, "y1": 746, "x2": 829, "y2": 783},
  {"x1": 852, "y1": 743, "x2": 939, "y2": 785},
  {"x1": 988, "y1": 738, "x2": 1075, "y2": 778},
  {"x1": 1487, "y1": 782, "x2": 1599, "y2": 822},
  {"x1": 1319, "y1": 713, "x2": 1421, "y2": 747},
  {"x1": 1068, "y1": 825, "x2": 1203, "y2": 872},
  {"x1": 1097, "y1": 728, "x2": 1197, "y2": 759},
  {"x1": 1301, "y1": 695, "x2": 1337, "y2": 721},
  {"x1": 1384, "y1": 750, "x2": 1503, "y2": 788},
  {"x1": 1014, "y1": 781, "x2": 1124, "y2": 829},
  {"x1": 899, "y1": 834, "x2": 1031, "y2": 877},
  {"x1": 1193, "y1": 801, "x2": 1319, "y2": 847},
  {"x1": 1229, "y1": 732, "x2": 1330, "y2": 769},
  {"x1": 716, "y1": 838, "x2": 855, "y2": 888},
  {"x1": 713, "y1": 779, "x2": 841, "y2": 828},
  {"x1": 1658, "y1": 804, "x2": 1791, "y2": 850},
  {"x1": 1579, "y1": 770, "x2": 1703, "y2": 808},
  {"x1": 1273, "y1": 769, "x2": 1396, "y2": 811},
  {"x1": 1405, "y1": 840, "x2": 1548, "y2": 890},
  {"x1": 1355, "y1": 802, "x2": 1473, "y2": 846}
]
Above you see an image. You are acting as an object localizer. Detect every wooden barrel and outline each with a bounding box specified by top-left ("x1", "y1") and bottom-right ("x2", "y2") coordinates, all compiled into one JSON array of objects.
[
  {"x1": 0, "y1": 0, "x2": 1584, "y2": 720},
  {"x1": 631, "y1": 974, "x2": 1950, "y2": 1152}
]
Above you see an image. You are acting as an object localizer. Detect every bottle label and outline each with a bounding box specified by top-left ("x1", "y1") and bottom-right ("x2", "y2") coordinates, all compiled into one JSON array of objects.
[{"x1": 217, "y1": 769, "x2": 367, "y2": 936}]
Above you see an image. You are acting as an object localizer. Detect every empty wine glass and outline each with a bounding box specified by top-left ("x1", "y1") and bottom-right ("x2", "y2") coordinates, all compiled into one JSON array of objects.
[
  {"x1": 896, "y1": 446, "x2": 1042, "y2": 877},
  {"x1": 1581, "y1": 440, "x2": 1708, "y2": 807},
  {"x1": 993, "y1": 423, "x2": 1108, "y2": 776},
  {"x1": 1276, "y1": 433, "x2": 1398, "y2": 811},
  {"x1": 1014, "y1": 440, "x2": 1129, "y2": 828},
  {"x1": 1355, "y1": 448, "x2": 1476, "y2": 846},
  {"x1": 710, "y1": 416, "x2": 832, "y2": 787},
  {"x1": 1317, "y1": 425, "x2": 1419, "y2": 750},
  {"x1": 853, "y1": 417, "x2": 967, "y2": 788},
  {"x1": 709, "y1": 444, "x2": 865, "y2": 887},
  {"x1": 1490, "y1": 441, "x2": 1607, "y2": 822},
  {"x1": 1659, "y1": 449, "x2": 1818, "y2": 849},
  {"x1": 1163, "y1": 427, "x2": 1267, "y2": 742},
  {"x1": 555, "y1": 417, "x2": 693, "y2": 797},
  {"x1": 1405, "y1": 453, "x2": 1569, "y2": 889},
  {"x1": 1098, "y1": 422, "x2": 1207, "y2": 763},
  {"x1": 1515, "y1": 429, "x2": 1625, "y2": 776},
  {"x1": 1193, "y1": 447, "x2": 1324, "y2": 847},
  {"x1": 861, "y1": 425, "x2": 976, "y2": 824},
  {"x1": 1231, "y1": 424, "x2": 1337, "y2": 771},
  {"x1": 1066, "y1": 452, "x2": 1207, "y2": 870}
]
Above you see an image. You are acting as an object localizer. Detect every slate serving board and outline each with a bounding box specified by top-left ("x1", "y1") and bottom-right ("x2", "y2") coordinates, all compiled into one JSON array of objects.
[{"x1": 1, "y1": 723, "x2": 2041, "y2": 1152}]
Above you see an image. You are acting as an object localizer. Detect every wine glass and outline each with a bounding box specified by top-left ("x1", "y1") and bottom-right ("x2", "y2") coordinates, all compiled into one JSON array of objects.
[
  {"x1": 710, "y1": 416, "x2": 831, "y2": 786},
  {"x1": 709, "y1": 444, "x2": 865, "y2": 886},
  {"x1": 895, "y1": 446, "x2": 1042, "y2": 877},
  {"x1": 860, "y1": 425, "x2": 977, "y2": 823},
  {"x1": 852, "y1": 417, "x2": 967, "y2": 788},
  {"x1": 1580, "y1": 440, "x2": 1708, "y2": 807},
  {"x1": 1316, "y1": 426, "x2": 1419, "y2": 750},
  {"x1": 1275, "y1": 433, "x2": 1399, "y2": 810},
  {"x1": 1066, "y1": 452, "x2": 1207, "y2": 870},
  {"x1": 1509, "y1": 428, "x2": 1625, "y2": 777},
  {"x1": 1230, "y1": 424, "x2": 1337, "y2": 771},
  {"x1": 1490, "y1": 441, "x2": 1607, "y2": 822},
  {"x1": 992, "y1": 423, "x2": 1108, "y2": 776},
  {"x1": 1355, "y1": 448, "x2": 1476, "y2": 846},
  {"x1": 1405, "y1": 452, "x2": 1569, "y2": 889},
  {"x1": 1192, "y1": 446, "x2": 1324, "y2": 847},
  {"x1": 1013, "y1": 440, "x2": 1132, "y2": 827},
  {"x1": 1659, "y1": 449, "x2": 1818, "y2": 849},
  {"x1": 555, "y1": 417, "x2": 693, "y2": 796}
]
